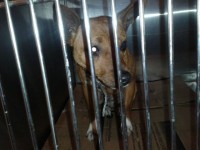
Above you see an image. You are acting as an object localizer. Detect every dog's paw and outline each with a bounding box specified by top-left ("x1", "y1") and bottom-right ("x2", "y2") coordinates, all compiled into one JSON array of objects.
[
  {"x1": 86, "y1": 123, "x2": 94, "y2": 141},
  {"x1": 102, "y1": 99, "x2": 114, "y2": 117},
  {"x1": 102, "y1": 104, "x2": 112, "y2": 117},
  {"x1": 126, "y1": 117, "x2": 133, "y2": 136}
]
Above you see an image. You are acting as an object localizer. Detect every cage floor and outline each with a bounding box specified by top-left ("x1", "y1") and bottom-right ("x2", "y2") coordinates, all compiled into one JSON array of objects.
[{"x1": 42, "y1": 77, "x2": 196, "y2": 150}]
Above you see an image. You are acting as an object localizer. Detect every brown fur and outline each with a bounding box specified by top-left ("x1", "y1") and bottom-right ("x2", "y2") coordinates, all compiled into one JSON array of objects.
[{"x1": 58, "y1": 1, "x2": 140, "y2": 140}]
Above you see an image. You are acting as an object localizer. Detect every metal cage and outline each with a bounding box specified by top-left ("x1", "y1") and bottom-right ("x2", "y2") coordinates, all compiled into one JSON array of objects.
[{"x1": 0, "y1": 0, "x2": 199, "y2": 149}]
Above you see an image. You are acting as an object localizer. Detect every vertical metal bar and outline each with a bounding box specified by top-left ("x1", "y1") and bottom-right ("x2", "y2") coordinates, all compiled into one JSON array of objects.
[
  {"x1": 197, "y1": 0, "x2": 200, "y2": 149},
  {"x1": 0, "y1": 76, "x2": 17, "y2": 150},
  {"x1": 28, "y1": 1, "x2": 58, "y2": 149},
  {"x1": 3, "y1": 0, "x2": 39, "y2": 149},
  {"x1": 54, "y1": 1, "x2": 81, "y2": 150},
  {"x1": 168, "y1": 0, "x2": 176, "y2": 149},
  {"x1": 138, "y1": 0, "x2": 152, "y2": 149},
  {"x1": 81, "y1": 0, "x2": 104, "y2": 149},
  {"x1": 110, "y1": 0, "x2": 128, "y2": 149}
]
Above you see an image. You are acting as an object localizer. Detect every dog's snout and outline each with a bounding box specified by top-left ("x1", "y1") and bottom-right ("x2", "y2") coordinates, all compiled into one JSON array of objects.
[{"x1": 121, "y1": 70, "x2": 131, "y2": 87}]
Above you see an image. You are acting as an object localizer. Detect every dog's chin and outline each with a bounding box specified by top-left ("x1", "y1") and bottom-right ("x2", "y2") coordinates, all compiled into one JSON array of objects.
[
  {"x1": 106, "y1": 84, "x2": 116, "y2": 90},
  {"x1": 103, "y1": 82, "x2": 116, "y2": 89},
  {"x1": 100, "y1": 81, "x2": 130, "y2": 90},
  {"x1": 97, "y1": 79, "x2": 115, "y2": 89}
]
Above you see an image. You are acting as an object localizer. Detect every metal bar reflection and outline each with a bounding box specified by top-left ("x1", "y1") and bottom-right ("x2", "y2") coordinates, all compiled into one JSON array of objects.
[
  {"x1": 110, "y1": 0, "x2": 128, "y2": 149},
  {"x1": 197, "y1": 0, "x2": 200, "y2": 149},
  {"x1": 0, "y1": 76, "x2": 17, "y2": 150},
  {"x1": 0, "y1": 0, "x2": 54, "y2": 9},
  {"x1": 81, "y1": 0, "x2": 104, "y2": 149},
  {"x1": 28, "y1": 0, "x2": 58, "y2": 149},
  {"x1": 138, "y1": 0, "x2": 152, "y2": 149},
  {"x1": 168, "y1": 0, "x2": 176, "y2": 149},
  {"x1": 54, "y1": 1, "x2": 80, "y2": 149},
  {"x1": 3, "y1": 0, "x2": 39, "y2": 149}
]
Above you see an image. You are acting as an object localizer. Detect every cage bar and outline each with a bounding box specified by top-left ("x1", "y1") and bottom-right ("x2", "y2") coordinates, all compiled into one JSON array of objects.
[
  {"x1": 3, "y1": 0, "x2": 39, "y2": 149},
  {"x1": 110, "y1": 0, "x2": 128, "y2": 149},
  {"x1": 81, "y1": 0, "x2": 104, "y2": 149},
  {"x1": 0, "y1": 76, "x2": 17, "y2": 150},
  {"x1": 28, "y1": 0, "x2": 58, "y2": 149},
  {"x1": 54, "y1": 1, "x2": 81, "y2": 149},
  {"x1": 197, "y1": 0, "x2": 200, "y2": 149},
  {"x1": 138, "y1": 0, "x2": 152, "y2": 149},
  {"x1": 167, "y1": 0, "x2": 176, "y2": 149}
]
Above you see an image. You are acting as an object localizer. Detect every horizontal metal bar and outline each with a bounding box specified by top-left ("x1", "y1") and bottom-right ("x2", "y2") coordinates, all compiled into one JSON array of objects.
[
  {"x1": 28, "y1": 0, "x2": 58, "y2": 149},
  {"x1": 81, "y1": 0, "x2": 104, "y2": 149},
  {"x1": 110, "y1": 0, "x2": 128, "y2": 149},
  {"x1": 0, "y1": 76, "x2": 17, "y2": 150},
  {"x1": 3, "y1": 0, "x2": 39, "y2": 149},
  {"x1": 54, "y1": 1, "x2": 81, "y2": 149},
  {"x1": 0, "y1": 0, "x2": 53, "y2": 9},
  {"x1": 138, "y1": 0, "x2": 152, "y2": 150}
]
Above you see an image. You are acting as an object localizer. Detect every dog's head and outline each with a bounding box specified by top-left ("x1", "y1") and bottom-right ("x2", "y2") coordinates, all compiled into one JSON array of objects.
[{"x1": 57, "y1": 1, "x2": 139, "y2": 88}]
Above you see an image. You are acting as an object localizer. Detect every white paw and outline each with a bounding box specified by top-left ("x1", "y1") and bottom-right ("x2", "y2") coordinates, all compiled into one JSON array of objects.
[
  {"x1": 102, "y1": 104, "x2": 112, "y2": 117},
  {"x1": 86, "y1": 123, "x2": 94, "y2": 141},
  {"x1": 126, "y1": 117, "x2": 133, "y2": 136}
]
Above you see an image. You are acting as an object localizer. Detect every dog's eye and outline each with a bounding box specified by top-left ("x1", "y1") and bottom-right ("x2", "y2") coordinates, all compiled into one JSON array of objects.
[
  {"x1": 91, "y1": 46, "x2": 100, "y2": 56},
  {"x1": 120, "y1": 41, "x2": 127, "y2": 51}
]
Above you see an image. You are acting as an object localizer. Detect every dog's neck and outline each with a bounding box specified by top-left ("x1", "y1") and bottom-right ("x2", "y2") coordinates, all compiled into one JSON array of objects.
[{"x1": 77, "y1": 62, "x2": 116, "y2": 104}]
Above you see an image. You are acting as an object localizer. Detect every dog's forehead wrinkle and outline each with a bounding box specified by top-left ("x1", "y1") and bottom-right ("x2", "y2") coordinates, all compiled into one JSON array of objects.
[
  {"x1": 79, "y1": 16, "x2": 127, "y2": 46},
  {"x1": 95, "y1": 37, "x2": 103, "y2": 43},
  {"x1": 91, "y1": 16, "x2": 110, "y2": 24},
  {"x1": 90, "y1": 17, "x2": 111, "y2": 33}
]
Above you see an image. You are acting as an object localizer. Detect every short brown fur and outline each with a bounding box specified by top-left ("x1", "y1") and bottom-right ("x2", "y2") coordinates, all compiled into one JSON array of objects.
[{"x1": 58, "y1": 0, "x2": 141, "y2": 141}]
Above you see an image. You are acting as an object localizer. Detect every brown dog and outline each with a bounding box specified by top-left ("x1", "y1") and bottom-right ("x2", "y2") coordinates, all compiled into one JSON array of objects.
[{"x1": 58, "y1": 1, "x2": 138, "y2": 141}]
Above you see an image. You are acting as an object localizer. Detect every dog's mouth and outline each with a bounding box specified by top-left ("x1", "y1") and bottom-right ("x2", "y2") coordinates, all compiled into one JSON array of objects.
[
  {"x1": 79, "y1": 62, "x2": 132, "y2": 89},
  {"x1": 96, "y1": 70, "x2": 132, "y2": 90}
]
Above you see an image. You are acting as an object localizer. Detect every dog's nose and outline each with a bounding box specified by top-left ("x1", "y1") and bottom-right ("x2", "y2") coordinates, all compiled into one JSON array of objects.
[{"x1": 121, "y1": 70, "x2": 131, "y2": 87}]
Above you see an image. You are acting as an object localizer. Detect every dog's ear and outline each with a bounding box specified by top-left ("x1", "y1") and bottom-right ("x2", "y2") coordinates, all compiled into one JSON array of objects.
[
  {"x1": 53, "y1": 4, "x2": 81, "y2": 46},
  {"x1": 117, "y1": 0, "x2": 147, "y2": 31}
]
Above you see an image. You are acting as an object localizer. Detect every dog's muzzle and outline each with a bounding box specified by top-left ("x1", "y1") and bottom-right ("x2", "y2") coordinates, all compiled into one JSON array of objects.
[{"x1": 121, "y1": 70, "x2": 131, "y2": 87}]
